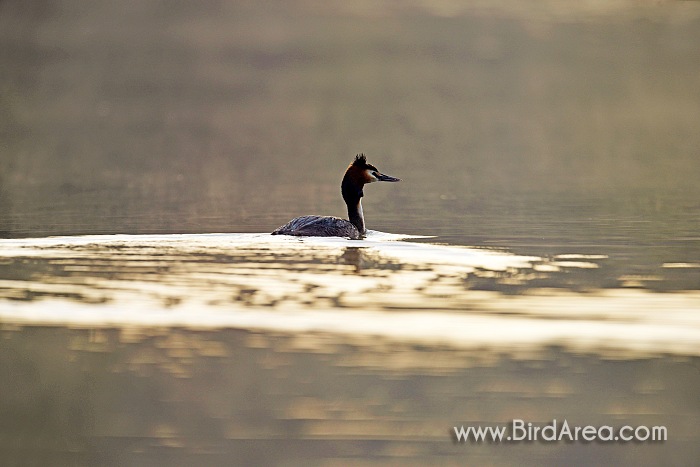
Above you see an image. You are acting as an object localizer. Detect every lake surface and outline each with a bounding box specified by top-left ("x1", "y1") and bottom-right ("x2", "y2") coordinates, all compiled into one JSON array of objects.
[
  {"x1": 1, "y1": 1, "x2": 700, "y2": 465},
  {"x1": 0, "y1": 233, "x2": 698, "y2": 466}
]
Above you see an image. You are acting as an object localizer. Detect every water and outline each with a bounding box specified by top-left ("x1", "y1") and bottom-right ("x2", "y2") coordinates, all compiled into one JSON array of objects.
[
  {"x1": 1, "y1": 233, "x2": 698, "y2": 465},
  {"x1": 1, "y1": 233, "x2": 699, "y2": 355},
  {"x1": 1, "y1": 1, "x2": 700, "y2": 465}
]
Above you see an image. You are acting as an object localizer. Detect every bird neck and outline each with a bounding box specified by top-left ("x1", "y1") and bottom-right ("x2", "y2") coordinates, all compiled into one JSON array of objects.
[
  {"x1": 347, "y1": 199, "x2": 365, "y2": 235},
  {"x1": 341, "y1": 176, "x2": 365, "y2": 235}
]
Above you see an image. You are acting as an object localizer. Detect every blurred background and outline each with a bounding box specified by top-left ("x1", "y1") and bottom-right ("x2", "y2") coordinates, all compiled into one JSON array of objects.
[
  {"x1": 1, "y1": 0, "x2": 700, "y2": 465},
  {"x1": 1, "y1": 0, "x2": 699, "y2": 244}
]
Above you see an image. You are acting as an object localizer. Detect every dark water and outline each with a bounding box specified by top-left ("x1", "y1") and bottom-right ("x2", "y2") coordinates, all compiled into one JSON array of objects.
[
  {"x1": 1, "y1": 1, "x2": 700, "y2": 465},
  {"x1": 2, "y1": 325, "x2": 699, "y2": 466}
]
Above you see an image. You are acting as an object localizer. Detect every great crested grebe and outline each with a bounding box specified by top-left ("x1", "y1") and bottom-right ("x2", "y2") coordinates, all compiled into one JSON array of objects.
[{"x1": 272, "y1": 154, "x2": 400, "y2": 239}]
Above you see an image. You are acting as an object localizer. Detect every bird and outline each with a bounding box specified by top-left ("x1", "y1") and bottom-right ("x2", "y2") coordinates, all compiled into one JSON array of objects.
[{"x1": 272, "y1": 154, "x2": 400, "y2": 239}]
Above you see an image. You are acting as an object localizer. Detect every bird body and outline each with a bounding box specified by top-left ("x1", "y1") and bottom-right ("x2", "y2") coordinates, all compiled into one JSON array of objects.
[{"x1": 272, "y1": 154, "x2": 400, "y2": 239}]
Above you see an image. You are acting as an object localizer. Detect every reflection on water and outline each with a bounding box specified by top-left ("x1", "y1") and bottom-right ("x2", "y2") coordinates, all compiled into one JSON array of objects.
[
  {"x1": 0, "y1": 233, "x2": 699, "y2": 356},
  {"x1": 0, "y1": 234, "x2": 699, "y2": 465}
]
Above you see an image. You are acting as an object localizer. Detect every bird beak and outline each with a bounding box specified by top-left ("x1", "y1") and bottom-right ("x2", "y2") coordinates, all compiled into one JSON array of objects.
[{"x1": 376, "y1": 172, "x2": 401, "y2": 182}]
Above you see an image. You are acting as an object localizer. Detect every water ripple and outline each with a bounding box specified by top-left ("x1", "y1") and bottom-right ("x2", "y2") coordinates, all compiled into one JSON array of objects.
[{"x1": 1, "y1": 233, "x2": 698, "y2": 357}]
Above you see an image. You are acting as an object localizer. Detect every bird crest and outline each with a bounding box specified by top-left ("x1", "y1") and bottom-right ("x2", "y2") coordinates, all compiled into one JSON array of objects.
[{"x1": 352, "y1": 154, "x2": 367, "y2": 167}]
